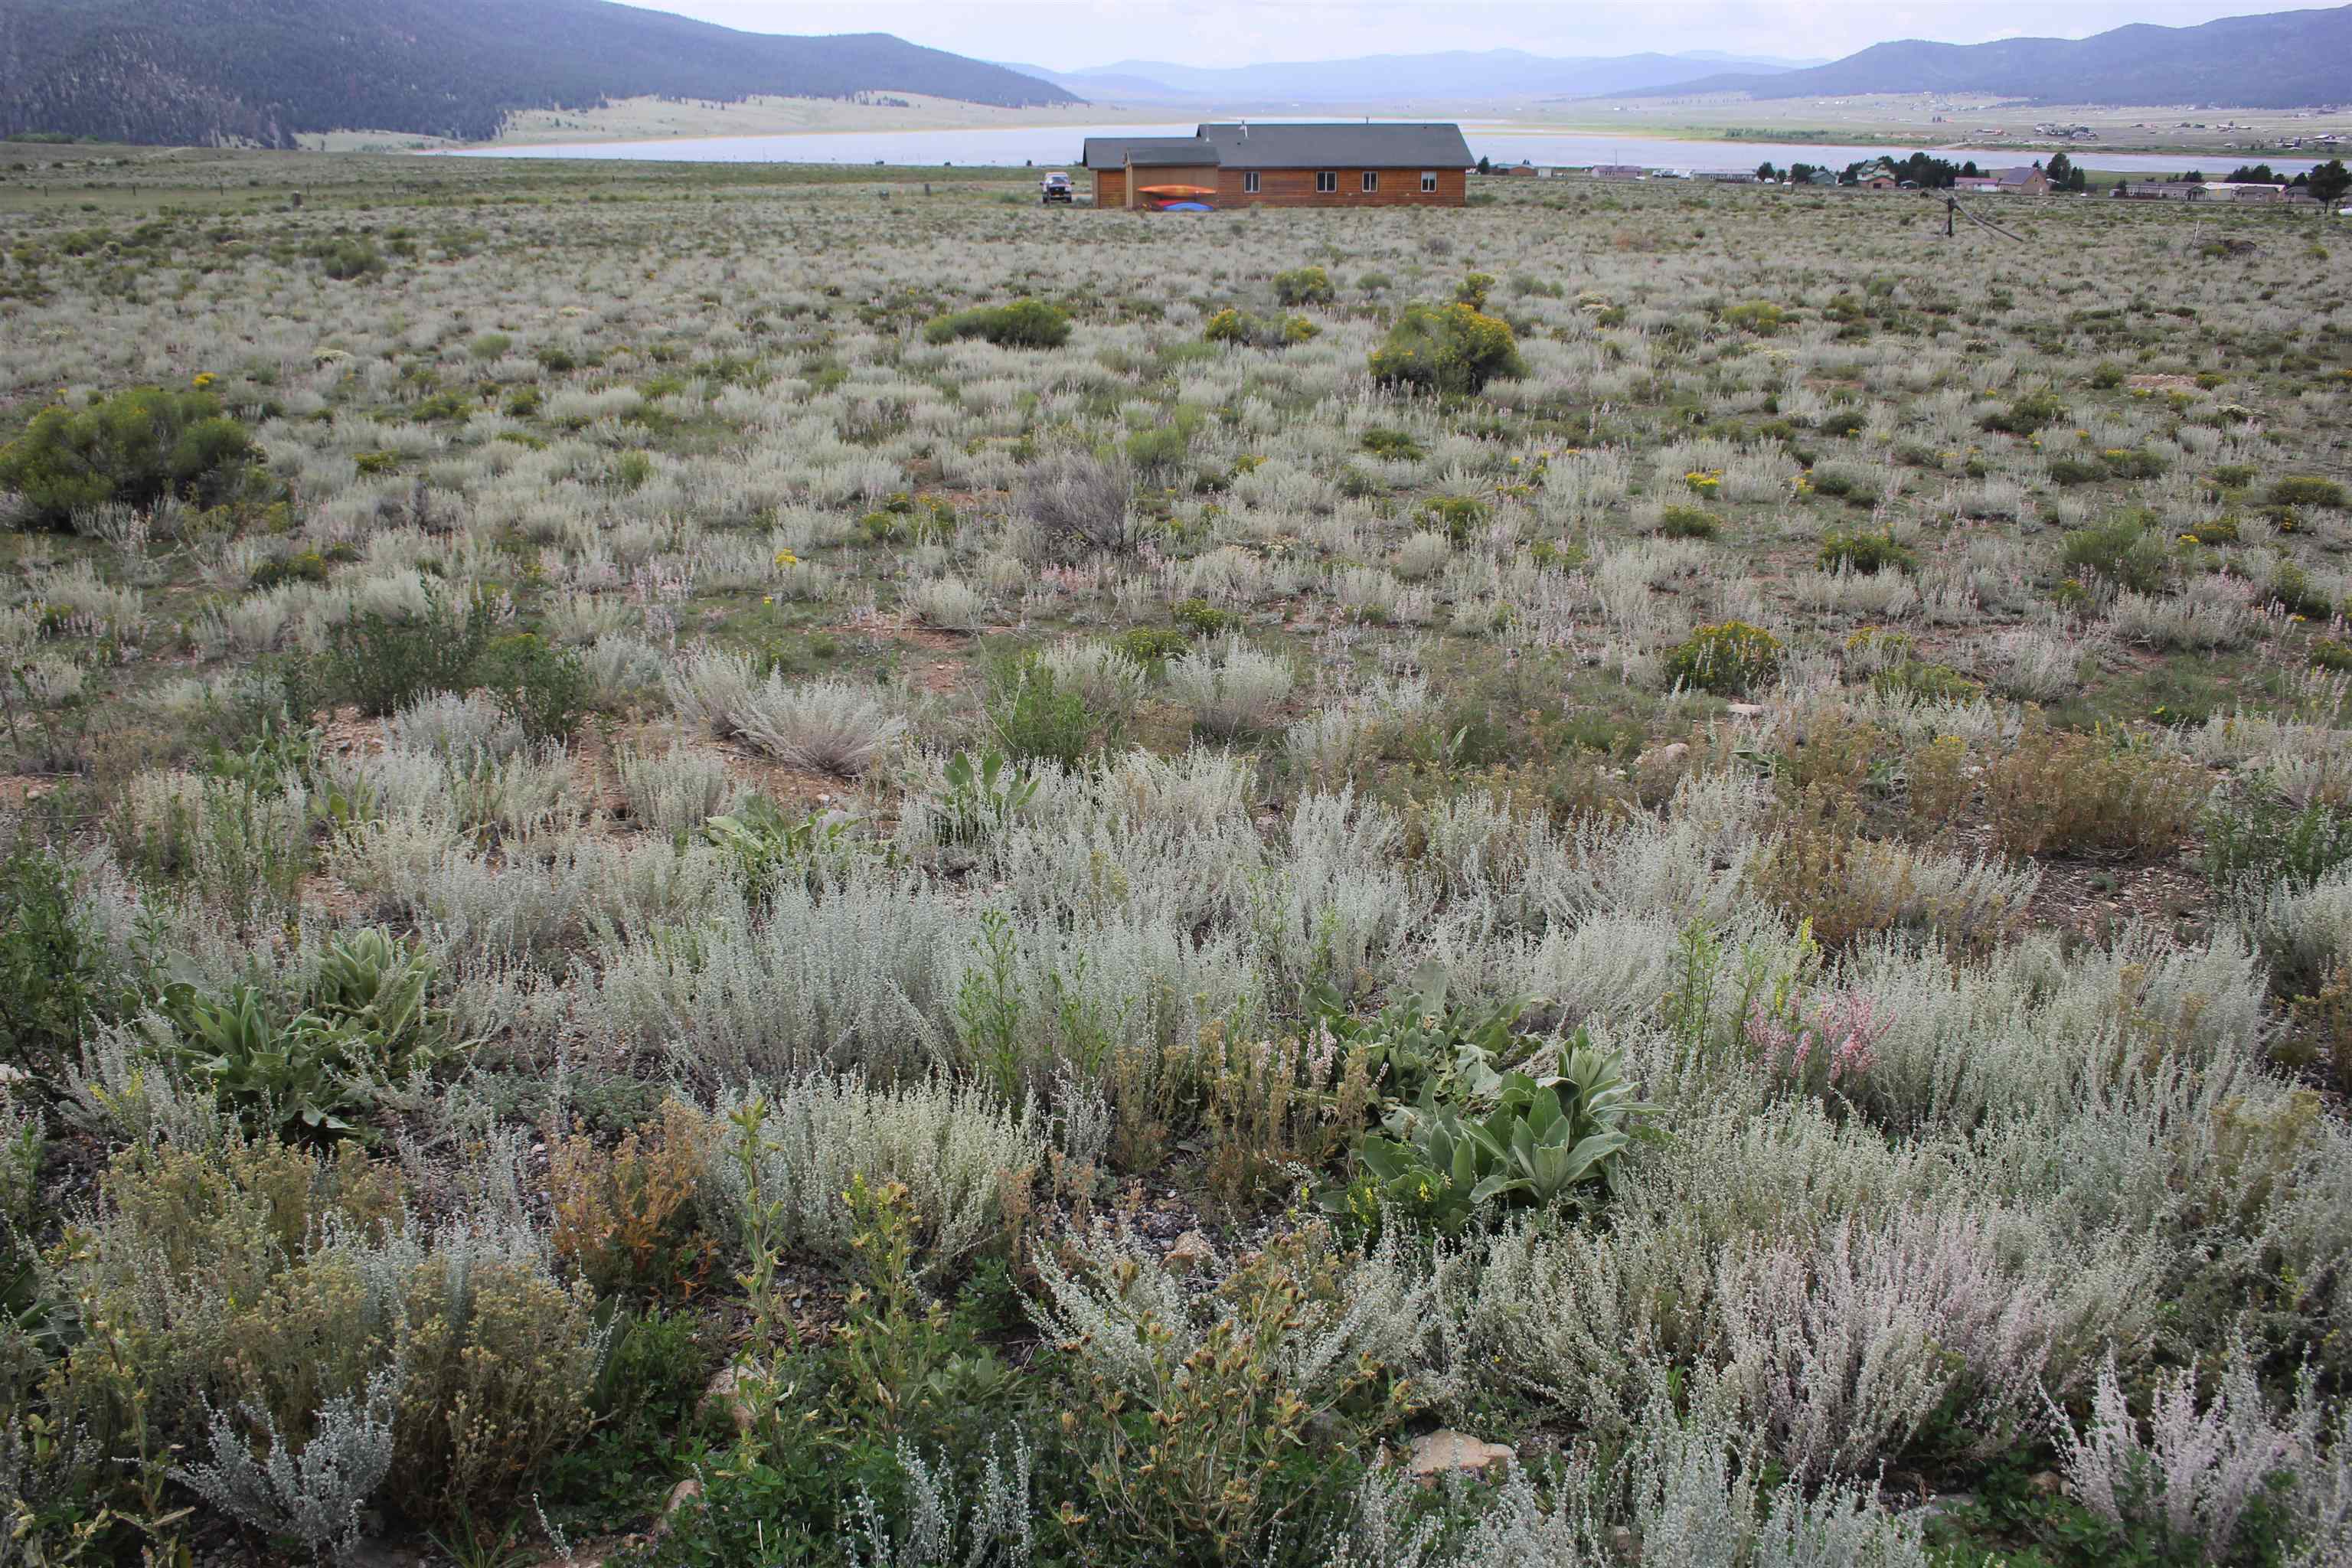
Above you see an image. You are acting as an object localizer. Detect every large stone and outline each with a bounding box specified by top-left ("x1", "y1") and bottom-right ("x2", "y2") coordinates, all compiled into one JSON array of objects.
[
  {"x1": 698, "y1": 1365, "x2": 756, "y2": 1436},
  {"x1": 1165, "y1": 1230, "x2": 1215, "y2": 1274},
  {"x1": 1404, "y1": 1429, "x2": 1515, "y2": 1484}
]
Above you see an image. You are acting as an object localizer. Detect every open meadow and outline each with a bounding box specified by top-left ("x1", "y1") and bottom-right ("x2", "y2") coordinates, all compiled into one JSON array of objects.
[{"x1": 2, "y1": 146, "x2": 2350, "y2": 1567}]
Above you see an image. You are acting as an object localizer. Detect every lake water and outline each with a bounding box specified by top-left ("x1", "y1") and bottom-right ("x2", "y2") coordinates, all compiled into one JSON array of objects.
[{"x1": 430, "y1": 120, "x2": 2324, "y2": 177}]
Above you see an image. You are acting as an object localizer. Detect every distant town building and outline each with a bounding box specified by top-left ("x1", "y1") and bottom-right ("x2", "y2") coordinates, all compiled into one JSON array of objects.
[{"x1": 1592, "y1": 164, "x2": 1645, "y2": 181}]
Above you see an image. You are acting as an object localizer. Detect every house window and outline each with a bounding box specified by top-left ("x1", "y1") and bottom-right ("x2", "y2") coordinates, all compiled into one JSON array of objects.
[
  {"x1": 1315, "y1": 170, "x2": 1337, "y2": 194},
  {"x1": 1421, "y1": 171, "x2": 1438, "y2": 193},
  {"x1": 1362, "y1": 171, "x2": 1380, "y2": 192},
  {"x1": 1243, "y1": 172, "x2": 1259, "y2": 194}
]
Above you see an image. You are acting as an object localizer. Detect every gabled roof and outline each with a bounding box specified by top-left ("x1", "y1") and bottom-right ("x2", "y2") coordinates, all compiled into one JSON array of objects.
[
  {"x1": 1196, "y1": 122, "x2": 1474, "y2": 170},
  {"x1": 1080, "y1": 136, "x2": 1210, "y2": 172},
  {"x1": 1080, "y1": 122, "x2": 1476, "y2": 174},
  {"x1": 1995, "y1": 166, "x2": 2045, "y2": 184}
]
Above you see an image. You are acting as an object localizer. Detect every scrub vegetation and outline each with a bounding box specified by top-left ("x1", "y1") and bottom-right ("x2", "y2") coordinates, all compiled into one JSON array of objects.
[{"x1": 2, "y1": 145, "x2": 2350, "y2": 1568}]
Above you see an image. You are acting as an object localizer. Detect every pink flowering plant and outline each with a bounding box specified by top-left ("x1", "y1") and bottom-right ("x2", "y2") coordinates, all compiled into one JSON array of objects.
[{"x1": 1745, "y1": 984, "x2": 1890, "y2": 1101}]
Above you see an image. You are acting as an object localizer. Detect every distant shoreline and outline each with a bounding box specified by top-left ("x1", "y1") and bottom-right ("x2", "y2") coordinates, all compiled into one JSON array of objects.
[{"x1": 434, "y1": 117, "x2": 2334, "y2": 166}]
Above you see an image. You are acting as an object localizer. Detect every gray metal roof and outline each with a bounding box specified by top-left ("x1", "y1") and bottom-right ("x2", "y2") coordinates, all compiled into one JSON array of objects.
[
  {"x1": 1195, "y1": 122, "x2": 1473, "y2": 171},
  {"x1": 1080, "y1": 136, "x2": 1211, "y2": 171}
]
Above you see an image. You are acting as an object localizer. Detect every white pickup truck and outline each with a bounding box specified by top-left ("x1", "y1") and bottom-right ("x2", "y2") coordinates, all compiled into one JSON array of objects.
[{"x1": 1040, "y1": 171, "x2": 1074, "y2": 204}]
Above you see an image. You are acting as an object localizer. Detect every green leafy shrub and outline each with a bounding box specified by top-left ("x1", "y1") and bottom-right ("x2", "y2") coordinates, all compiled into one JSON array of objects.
[
  {"x1": 323, "y1": 590, "x2": 489, "y2": 717},
  {"x1": 1981, "y1": 388, "x2": 2067, "y2": 435},
  {"x1": 2060, "y1": 513, "x2": 2169, "y2": 593},
  {"x1": 1109, "y1": 626, "x2": 1189, "y2": 668},
  {"x1": 248, "y1": 550, "x2": 330, "y2": 590},
  {"x1": 1657, "y1": 505, "x2": 1721, "y2": 540},
  {"x1": 1367, "y1": 302, "x2": 1524, "y2": 397},
  {"x1": 1666, "y1": 621, "x2": 1783, "y2": 695},
  {"x1": 1816, "y1": 407, "x2": 1867, "y2": 438},
  {"x1": 1985, "y1": 728, "x2": 2205, "y2": 859},
  {"x1": 477, "y1": 633, "x2": 594, "y2": 742},
  {"x1": 0, "y1": 384, "x2": 256, "y2": 529},
  {"x1": 2268, "y1": 561, "x2": 2335, "y2": 620},
  {"x1": 1720, "y1": 300, "x2": 1787, "y2": 335},
  {"x1": 1359, "y1": 426, "x2": 1425, "y2": 461},
  {"x1": 1171, "y1": 596, "x2": 1240, "y2": 637},
  {"x1": 988, "y1": 655, "x2": 1111, "y2": 768},
  {"x1": 1818, "y1": 526, "x2": 1916, "y2": 575},
  {"x1": 2270, "y1": 475, "x2": 2347, "y2": 509},
  {"x1": 309, "y1": 236, "x2": 387, "y2": 281},
  {"x1": 1872, "y1": 658, "x2": 1983, "y2": 704},
  {"x1": 0, "y1": 838, "x2": 116, "y2": 1073},
  {"x1": 1417, "y1": 495, "x2": 1491, "y2": 541},
  {"x1": 1034, "y1": 1226, "x2": 1406, "y2": 1561},
  {"x1": 55, "y1": 1140, "x2": 603, "y2": 1530},
  {"x1": 1455, "y1": 272, "x2": 1496, "y2": 309},
  {"x1": 2201, "y1": 792, "x2": 2352, "y2": 893},
  {"x1": 921, "y1": 299, "x2": 1070, "y2": 348},
  {"x1": 1807, "y1": 465, "x2": 1869, "y2": 501},
  {"x1": 1271, "y1": 265, "x2": 1334, "y2": 306},
  {"x1": 1202, "y1": 308, "x2": 1318, "y2": 348},
  {"x1": 2099, "y1": 446, "x2": 2168, "y2": 480}
]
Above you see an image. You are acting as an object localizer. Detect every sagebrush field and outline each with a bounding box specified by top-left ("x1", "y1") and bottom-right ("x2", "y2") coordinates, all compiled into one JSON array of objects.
[{"x1": 2, "y1": 146, "x2": 2350, "y2": 1568}]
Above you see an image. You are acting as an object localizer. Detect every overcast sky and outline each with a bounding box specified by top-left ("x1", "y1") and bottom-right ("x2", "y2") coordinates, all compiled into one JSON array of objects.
[{"x1": 623, "y1": 1, "x2": 2281, "y2": 68}]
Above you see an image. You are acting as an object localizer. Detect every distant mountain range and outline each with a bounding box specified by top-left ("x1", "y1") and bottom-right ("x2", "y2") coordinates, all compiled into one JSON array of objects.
[
  {"x1": 1625, "y1": 4, "x2": 2352, "y2": 108},
  {"x1": 0, "y1": 0, "x2": 1076, "y2": 148},
  {"x1": 996, "y1": 49, "x2": 1829, "y2": 105}
]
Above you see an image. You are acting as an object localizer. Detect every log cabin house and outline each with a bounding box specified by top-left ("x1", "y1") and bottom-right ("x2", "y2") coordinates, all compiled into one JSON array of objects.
[{"x1": 1080, "y1": 122, "x2": 1474, "y2": 210}]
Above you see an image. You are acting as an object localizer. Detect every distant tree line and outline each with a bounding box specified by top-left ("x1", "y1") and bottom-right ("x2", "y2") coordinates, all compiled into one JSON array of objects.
[{"x1": 1754, "y1": 152, "x2": 1994, "y2": 188}]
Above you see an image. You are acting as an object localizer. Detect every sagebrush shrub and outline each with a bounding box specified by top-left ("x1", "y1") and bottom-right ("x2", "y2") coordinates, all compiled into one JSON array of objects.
[
  {"x1": 703, "y1": 1078, "x2": 1044, "y2": 1275},
  {"x1": 1017, "y1": 449, "x2": 1136, "y2": 559},
  {"x1": 2053, "y1": 1351, "x2": 2339, "y2": 1564},
  {"x1": 616, "y1": 741, "x2": 744, "y2": 836},
  {"x1": 1167, "y1": 635, "x2": 1294, "y2": 737},
  {"x1": 733, "y1": 676, "x2": 909, "y2": 775}
]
